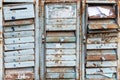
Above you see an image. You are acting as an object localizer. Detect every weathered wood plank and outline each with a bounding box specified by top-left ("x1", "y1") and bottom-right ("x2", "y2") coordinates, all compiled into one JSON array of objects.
[
  {"x1": 5, "y1": 61, "x2": 34, "y2": 68},
  {"x1": 4, "y1": 24, "x2": 34, "y2": 32},
  {"x1": 46, "y1": 19, "x2": 76, "y2": 25},
  {"x1": 46, "y1": 61, "x2": 76, "y2": 67},
  {"x1": 4, "y1": 43, "x2": 34, "y2": 51},
  {"x1": 46, "y1": 73, "x2": 75, "y2": 78},
  {"x1": 86, "y1": 55, "x2": 117, "y2": 61},
  {"x1": 4, "y1": 4, "x2": 35, "y2": 20},
  {"x1": 46, "y1": 49, "x2": 76, "y2": 55},
  {"x1": 46, "y1": 25, "x2": 76, "y2": 31},
  {"x1": 86, "y1": 68, "x2": 117, "y2": 74},
  {"x1": 46, "y1": 37, "x2": 76, "y2": 42},
  {"x1": 46, "y1": 43, "x2": 76, "y2": 49},
  {"x1": 87, "y1": 50, "x2": 116, "y2": 55},
  {"x1": 46, "y1": 55, "x2": 76, "y2": 61},
  {"x1": 45, "y1": 4, "x2": 76, "y2": 19},
  {"x1": 86, "y1": 61, "x2": 117, "y2": 67},
  {"x1": 4, "y1": 49, "x2": 34, "y2": 57},
  {"x1": 87, "y1": 37, "x2": 117, "y2": 44},
  {"x1": 46, "y1": 31, "x2": 75, "y2": 37},
  {"x1": 5, "y1": 37, "x2": 34, "y2": 44},
  {"x1": 47, "y1": 68, "x2": 75, "y2": 73},
  {"x1": 4, "y1": 55, "x2": 34, "y2": 63},
  {"x1": 4, "y1": 31, "x2": 34, "y2": 38},
  {"x1": 3, "y1": 19, "x2": 34, "y2": 26},
  {"x1": 5, "y1": 68, "x2": 34, "y2": 80},
  {"x1": 4, "y1": 0, "x2": 35, "y2": 2},
  {"x1": 87, "y1": 43, "x2": 117, "y2": 49}
]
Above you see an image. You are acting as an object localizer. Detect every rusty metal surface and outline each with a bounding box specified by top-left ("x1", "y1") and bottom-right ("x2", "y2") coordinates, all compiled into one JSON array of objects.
[
  {"x1": 1, "y1": 0, "x2": 120, "y2": 80},
  {"x1": 4, "y1": 68, "x2": 34, "y2": 80},
  {"x1": 88, "y1": 24, "x2": 118, "y2": 30}
]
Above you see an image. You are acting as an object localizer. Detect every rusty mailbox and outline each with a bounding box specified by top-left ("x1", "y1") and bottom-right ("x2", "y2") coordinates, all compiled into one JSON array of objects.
[{"x1": 0, "y1": 0, "x2": 120, "y2": 80}]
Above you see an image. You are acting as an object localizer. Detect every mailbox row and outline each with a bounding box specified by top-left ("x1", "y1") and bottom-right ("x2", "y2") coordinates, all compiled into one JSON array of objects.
[
  {"x1": 3, "y1": 3, "x2": 35, "y2": 80},
  {"x1": 86, "y1": 1, "x2": 119, "y2": 80}
]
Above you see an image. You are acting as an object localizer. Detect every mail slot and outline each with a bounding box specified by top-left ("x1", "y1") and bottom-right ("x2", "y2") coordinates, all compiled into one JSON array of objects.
[{"x1": 3, "y1": 4, "x2": 35, "y2": 20}]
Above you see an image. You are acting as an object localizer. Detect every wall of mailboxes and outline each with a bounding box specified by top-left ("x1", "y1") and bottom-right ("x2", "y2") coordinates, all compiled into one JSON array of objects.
[{"x1": 0, "y1": 0, "x2": 120, "y2": 80}]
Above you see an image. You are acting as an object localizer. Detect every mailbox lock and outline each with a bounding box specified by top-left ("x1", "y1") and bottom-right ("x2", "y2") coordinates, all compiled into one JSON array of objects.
[{"x1": 11, "y1": 16, "x2": 16, "y2": 20}]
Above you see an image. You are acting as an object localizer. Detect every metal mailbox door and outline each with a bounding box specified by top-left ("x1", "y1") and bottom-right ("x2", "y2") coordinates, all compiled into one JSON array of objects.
[{"x1": 43, "y1": 3, "x2": 81, "y2": 80}]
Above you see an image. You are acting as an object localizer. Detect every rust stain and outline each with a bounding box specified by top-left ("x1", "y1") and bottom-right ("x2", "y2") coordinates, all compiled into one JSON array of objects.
[
  {"x1": 87, "y1": 55, "x2": 117, "y2": 61},
  {"x1": 5, "y1": 73, "x2": 34, "y2": 80},
  {"x1": 59, "y1": 73, "x2": 64, "y2": 78},
  {"x1": 3, "y1": 19, "x2": 34, "y2": 26},
  {"x1": 88, "y1": 24, "x2": 118, "y2": 30},
  {"x1": 0, "y1": 39, "x2": 2, "y2": 44}
]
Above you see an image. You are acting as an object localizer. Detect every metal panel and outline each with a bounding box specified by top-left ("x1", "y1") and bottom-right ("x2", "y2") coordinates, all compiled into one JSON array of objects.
[
  {"x1": 4, "y1": 61, "x2": 34, "y2": 68},
  {"x1": 4, "y1": 24, "x2": 34, "y2": 32},
  {"x1": 87, "y1": 6, "x2": 116, "y2": 19},
  {"x1": 5, "y1": 68, "x2": 34, "y2": 80},
  {"x1": 4, "y1": 49, "x2": 34, "y2": 57},
  {"x1": 4, "y1": 55, "x2": 34, "y2": 63},
  {"x1": 3, "y1": 4, "x2": 35, "y2": 20},
  {"x1": 87, "y1": 37, "x2": 117, "y2": 44},
  {"x1": 86, "y1": 61, "x2": 117, "y2": 67},
  {"x1": 4, "y1": 0, "x2": 35, "y2": 3},
  {"x1": 4, "y1": 31, "x2": 34, "y2": 38},
  {"x1": 46, "y1": 43, "x2": 76, "y2": 49},
  {"x1": 88, "y1": 24, "x2": 118, "y2": 30},
  {"x1": 86, "y1": 67, "x2": 117, "y2": 74},
  {"x1": 46, "y1": 49, "x2": 76, "y2": 55},
  {"x1": 0, "y1": 0, "x2": 3, "y2": 80},
  {"x1": 44, "y1": 3, "x2": 79, "y2": 80},
  {"x1": 46, "y1": 37, "x2": 76, "y2": 43},
  {"x1": 46, "y1": 61, "x2": 76, "y2": 67},
  {"x1": 86, "y1": 0, "x2": 116, "y2": 3},
  {"x1": 4, "y1": 43, "x2": 34, "y2": 51},
  {"x1": 4, "y1": 37, "x2": 34, "y2": 44},
  {"x1": 46, "y1": 19, "x2": 76, "y2": 25},
  {"x1": 46, "y1": 73, "x2": 76, "y2": 79},
  {"x1": 45, "y1": 3, "x2": 76, "y2": 19},
  {"x1": 87, "y1": 43, "x2": 117, "y2": 49},
  {"x1": 3, "y1": 19, "x2": 34, "y2": 26},
  {"x1": 86, "y1": 74, "x2": 116, "y2": 80},
  {"x1": 46, "y1": 25, "x2": 76, "y2": 31}
]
